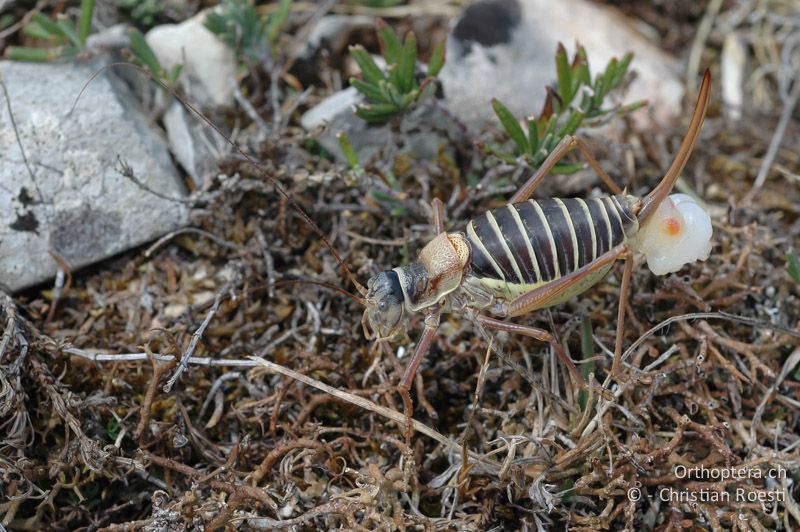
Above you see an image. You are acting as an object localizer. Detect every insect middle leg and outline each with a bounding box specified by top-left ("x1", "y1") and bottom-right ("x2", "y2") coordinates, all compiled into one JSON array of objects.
[
  {"x1": 476, "y1": 315, "x2": 588, "y2": 389},
  {"x1": 509, "y1": 135, "x2": 624, "y2": 204}
]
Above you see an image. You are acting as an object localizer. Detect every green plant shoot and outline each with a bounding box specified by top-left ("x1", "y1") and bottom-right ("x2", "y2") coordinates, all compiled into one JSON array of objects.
[{"x1": 337, "y1": 132, "x2": 365, "y2": 184}]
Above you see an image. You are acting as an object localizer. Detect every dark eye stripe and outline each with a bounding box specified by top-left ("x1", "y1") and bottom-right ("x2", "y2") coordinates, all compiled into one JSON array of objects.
[{"x1": 387, "y1": 269, "x2": 402, "y2": 294}]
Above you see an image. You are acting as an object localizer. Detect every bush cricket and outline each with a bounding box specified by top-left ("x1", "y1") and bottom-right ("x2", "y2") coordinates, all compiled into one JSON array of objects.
[{"x1": 360, "y1": 71, "x2": 712, "y2": 429}]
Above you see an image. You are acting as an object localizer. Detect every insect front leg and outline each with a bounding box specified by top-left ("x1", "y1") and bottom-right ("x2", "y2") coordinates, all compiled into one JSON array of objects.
[
  {"x1": 510, "y1": 135, "x2": 624, "y2": 204},
  {"x1": 399, "y1": 197, "x2": 446, "y2": 426},
  {"x1": 382, "y1": 198, "x2": 455, "y2": 441},
  {"x1": 399, "y1": 306, "x2": 441, "y2": 443}
]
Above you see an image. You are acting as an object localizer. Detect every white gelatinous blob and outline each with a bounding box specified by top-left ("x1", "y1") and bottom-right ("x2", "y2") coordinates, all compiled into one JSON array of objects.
[{"x1": 635, "y1": 193, "x2": 712, "y2": 276}]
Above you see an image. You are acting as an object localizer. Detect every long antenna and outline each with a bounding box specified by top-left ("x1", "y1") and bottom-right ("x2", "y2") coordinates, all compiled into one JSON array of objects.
[
  {"x1": 270, "y1": 279, "x2": 366, "y2": 306},
  {"x1": 70, "y1": 63, "x2": 369, "y2": 297},
  {"x1": 638, "y1": 69, "x2": 711, "y2": 225}
]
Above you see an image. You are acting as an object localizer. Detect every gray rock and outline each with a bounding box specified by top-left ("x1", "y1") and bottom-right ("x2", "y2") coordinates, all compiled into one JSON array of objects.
[
  {"x1": 301, "y1": 87, "x2": 465, "y2": 168},
  {"x1": 85, "y1": 23, "x2": 130, "y2": 54},
  {"x1": 0, "y1": 60, "x2": 188, "y2": 292},
  {"x1": 439, "y1": 0, "x2": 685, "y2": 130}
]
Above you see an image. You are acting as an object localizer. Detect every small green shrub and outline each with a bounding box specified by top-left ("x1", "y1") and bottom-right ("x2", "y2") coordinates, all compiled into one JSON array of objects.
[
  {"x1": 5, "y1": 0, "x2": 96, "y2": 61},
  {"x1": 116, "y1": 0, "x2": 164, "y2": 28},
  {"x1": 489, "y1": 44, "x2": 644, "y2": 173},
  {"x1": 349, "y1": 20, "x2": 444, "y2": 122},
  {"x1": 205, "y1": 0, "x2": 292, "y2": 67}
]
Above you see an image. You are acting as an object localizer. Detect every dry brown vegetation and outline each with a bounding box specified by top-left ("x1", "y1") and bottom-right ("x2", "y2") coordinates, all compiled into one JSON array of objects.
[{"x1": 2, "y1": 1, "x2": 800, "y2": 530}]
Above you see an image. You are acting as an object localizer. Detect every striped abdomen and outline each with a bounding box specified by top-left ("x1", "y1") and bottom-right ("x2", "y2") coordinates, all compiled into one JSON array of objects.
[{"x1": 465, "y1": 196, "x2": 639, "y2": 297}]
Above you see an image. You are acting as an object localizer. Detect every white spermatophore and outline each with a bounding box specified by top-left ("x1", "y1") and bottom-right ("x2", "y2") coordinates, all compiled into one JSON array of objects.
[{"x1": 634, "y1": 194, "x2": 713, "y2": 276}]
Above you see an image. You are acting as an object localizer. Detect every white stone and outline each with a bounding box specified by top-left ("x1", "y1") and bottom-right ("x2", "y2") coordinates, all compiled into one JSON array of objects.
[
  {"x1": 145, "y1": 10, "x2": 236, "y2": 107},
  {"x1": 721, "y1": 33, "x2": 747, "y2": 121},
  {"x1": 300, "y1": 87, "x2": 361, "y2": 133},
  {"x1": 0, "y1": 61, "x2": 188, "y2": 292},
  {"x1": 439, "y1": 0, "x2": 685, "y2": 130},
  {"x1": 162, "y1": 100, "x2": 223, "y2": 187}
]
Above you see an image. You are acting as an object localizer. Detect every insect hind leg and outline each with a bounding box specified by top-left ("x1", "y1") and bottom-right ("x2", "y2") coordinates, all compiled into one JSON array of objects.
[
  {"x1": 510, "y1": 135, "x2": 624, "y2": 204},
  {"x1": 484, "y1": 244, "x2": 632, "y2": 390},
  {"x1": 610, "y1": 247, "x2": 634, "y2": 380}
]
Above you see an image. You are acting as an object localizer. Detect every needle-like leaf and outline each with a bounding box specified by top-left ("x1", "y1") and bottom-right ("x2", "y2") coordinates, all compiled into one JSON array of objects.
[
  {"x1": 376, "y1": 19, "x2": 402, "y2": 64},
  {"x1": 350, "y1": 45, "x2": 386, "y2": 86},
  {"x1": 78, "y1": 0, "x2": 96, "y2": 45},
  {"x1": 428, "y1": 42, "x2": 445, "y2": 77},
  {"x1": 492, "y1": 99, "x2": 529, "y2": 155},
  {"x1": 397, "y1": 31, "x2": 417, "y2": 94},
  {"x1": 789, "y1": 253, "x2": 800, "y2": 284},
  {"x1": 555, "y1": 43, "x2": 573, "y2": 107},
  {"x1": 129, "y1": 28, "x2": 162, "y2": 78}
]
